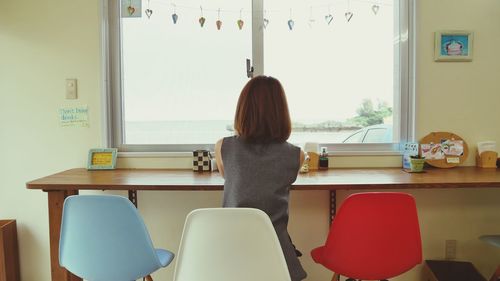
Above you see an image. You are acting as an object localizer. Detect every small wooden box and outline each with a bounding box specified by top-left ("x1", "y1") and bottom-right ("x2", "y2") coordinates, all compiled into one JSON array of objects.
[
  {"x1": 0, "y1": 220, "x2": 20, "y2": 281},
  {"x1": 476, "y1": 151, "x2": 498, "y2": 168}
]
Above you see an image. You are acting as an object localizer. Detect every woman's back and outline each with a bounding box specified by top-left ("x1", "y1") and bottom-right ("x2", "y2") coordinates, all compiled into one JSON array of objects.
[
  {"x1": 221, "y1": 136, "x2": 300, "y2": 227},
  {"x1": 215, "y1": 76, "x2": 307, "y2": 281},
  {"x1": 221, "y1": 136, "x2": 307, "y2": 281}
]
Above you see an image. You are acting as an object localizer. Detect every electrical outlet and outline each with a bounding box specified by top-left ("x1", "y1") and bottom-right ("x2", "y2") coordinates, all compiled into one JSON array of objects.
[
  {"x1": 445, "y1": 239, "x2": 457, "y2": 260},
  {"x1": 66, "y1": 79, "x2": 77, "y2": 99}
]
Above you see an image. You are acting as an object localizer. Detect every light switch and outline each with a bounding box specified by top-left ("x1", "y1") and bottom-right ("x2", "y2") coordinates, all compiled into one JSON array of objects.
[{"x1": 66, "y1": 79, "x2": 77, "y2": 99}]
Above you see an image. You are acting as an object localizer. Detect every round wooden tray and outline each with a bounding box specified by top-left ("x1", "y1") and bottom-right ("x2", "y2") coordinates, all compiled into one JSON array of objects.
[{"x1": 419, "y1": 132, "x2": 468, "y2": 168}]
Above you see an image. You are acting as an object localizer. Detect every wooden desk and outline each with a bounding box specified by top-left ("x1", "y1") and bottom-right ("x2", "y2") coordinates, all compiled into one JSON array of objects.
[{"x1": 27, "y1": 167, "x2": 500, "y2": 281}]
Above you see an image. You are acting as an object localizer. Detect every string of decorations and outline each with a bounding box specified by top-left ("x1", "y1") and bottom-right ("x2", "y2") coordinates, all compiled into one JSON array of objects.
[{"x1": 123, "y1": 0, "x2": 392, "y2": 30}]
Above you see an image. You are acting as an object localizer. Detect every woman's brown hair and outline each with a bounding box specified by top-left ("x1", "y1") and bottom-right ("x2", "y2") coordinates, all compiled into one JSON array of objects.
[{"x1": 234, "y1": 76, "x2": 292, "y2": 143}]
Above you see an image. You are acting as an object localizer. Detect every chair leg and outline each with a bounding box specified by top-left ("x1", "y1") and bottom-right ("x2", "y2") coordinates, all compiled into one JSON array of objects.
[
  {"x1": 331, "y1": 272, "x2": 340, "y2": 281},
  {"x1": 489, "y1": 265, "x2": 500, "y2": 281},
  {"x1": 143, "y1": 275, "x2": 153, "y2": 281}
]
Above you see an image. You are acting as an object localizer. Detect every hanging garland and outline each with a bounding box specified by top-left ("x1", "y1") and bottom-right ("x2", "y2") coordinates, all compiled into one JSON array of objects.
[{"x1": 121, "y1": 0, "x2": 392, "y2": 31}]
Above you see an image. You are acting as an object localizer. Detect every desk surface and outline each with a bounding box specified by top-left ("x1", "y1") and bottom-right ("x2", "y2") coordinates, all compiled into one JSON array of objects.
[{"x1": 26, "y1": 167, "x2": 500, "y2": 191}]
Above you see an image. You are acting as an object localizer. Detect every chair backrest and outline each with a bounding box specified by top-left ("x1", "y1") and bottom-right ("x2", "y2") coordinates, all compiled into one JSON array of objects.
[
  {"x1": 173, "y1": 208, "x2": 291, "y2": 281},
  {"x1": 59, "y1": 195, "x2": 162, "y2": 281},
  {"x1": 323, "y1": 192, "x2": 422, "y2": 280}
]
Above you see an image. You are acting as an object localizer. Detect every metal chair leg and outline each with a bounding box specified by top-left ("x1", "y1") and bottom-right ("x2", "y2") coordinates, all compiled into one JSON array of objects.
[{"x1": 489, "y1": 265, "x2": 500, "y2": 281}]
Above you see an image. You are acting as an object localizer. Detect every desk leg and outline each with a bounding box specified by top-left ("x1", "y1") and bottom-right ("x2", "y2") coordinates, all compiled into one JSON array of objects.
[
  {"x1": 329, "y1": 190, "x2": 337, "y2": 226},
  {"x1": 47, "y1": 190, "x2": 82, "y2": 281},
  {"x1": 128, "y1": 189, "x2": 138, "y2": 208},
  {"x1": 489, "y1": 265, "x2": 500, "y2": 281}
]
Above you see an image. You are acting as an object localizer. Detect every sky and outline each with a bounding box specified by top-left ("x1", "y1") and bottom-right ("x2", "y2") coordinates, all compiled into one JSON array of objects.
[{"x1": 121, "y1": 0, "x2": 397, "y2": 123}]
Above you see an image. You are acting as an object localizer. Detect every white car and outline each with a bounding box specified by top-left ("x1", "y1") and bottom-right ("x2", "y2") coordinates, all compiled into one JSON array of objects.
[{"x1": 342, "y1": 124, "x2": 393, "y2": 143}]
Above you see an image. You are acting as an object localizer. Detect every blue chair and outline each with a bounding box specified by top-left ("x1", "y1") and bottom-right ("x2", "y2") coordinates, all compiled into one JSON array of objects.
[{"x1": 59, "y1": 195, "x2": 174, "y2": 281}]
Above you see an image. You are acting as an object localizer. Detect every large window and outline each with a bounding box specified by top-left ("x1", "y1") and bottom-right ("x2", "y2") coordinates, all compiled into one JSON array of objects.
[{"x1": 106, "y1": 0, "x2": 414, "y2": 152}]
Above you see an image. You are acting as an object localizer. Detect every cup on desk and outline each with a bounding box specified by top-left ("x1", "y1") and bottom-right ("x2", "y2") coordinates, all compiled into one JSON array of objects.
[
  {"x1": 304, "y1": 142, "x2": 319, "y2": 170},
  {"x1": 300, "y1": 153, "x2": 310, "y2": 173},
  {"x1": 410, "y1": 158, "x2": 425, "y2": 172}
]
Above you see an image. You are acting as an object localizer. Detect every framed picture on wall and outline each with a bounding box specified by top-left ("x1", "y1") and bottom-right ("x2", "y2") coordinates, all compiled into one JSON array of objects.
[{"x1": 434, "y1": 30, "x2": 473, "y2": 62}]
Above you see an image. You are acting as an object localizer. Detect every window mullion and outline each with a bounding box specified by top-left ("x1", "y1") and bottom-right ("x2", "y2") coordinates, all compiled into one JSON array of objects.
[{"x1": 252, "y1": 0, "x2": 264, "y2": 76}]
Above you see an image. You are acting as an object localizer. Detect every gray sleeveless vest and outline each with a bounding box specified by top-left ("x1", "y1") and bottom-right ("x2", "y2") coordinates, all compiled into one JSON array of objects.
[{"x1": 221, "y1": 136, "x2": 307, "y2": 281}]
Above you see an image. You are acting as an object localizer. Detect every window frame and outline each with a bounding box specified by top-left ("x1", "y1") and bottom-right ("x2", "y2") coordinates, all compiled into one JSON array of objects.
[{"x1": 103, "y1": 0, "x2": 415, "y2": 155}]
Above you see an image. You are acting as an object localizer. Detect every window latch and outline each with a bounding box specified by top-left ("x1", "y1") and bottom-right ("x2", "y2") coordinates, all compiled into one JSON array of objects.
[{"x1": 246, "y1": 58, "x2": 254, "y2": 78}]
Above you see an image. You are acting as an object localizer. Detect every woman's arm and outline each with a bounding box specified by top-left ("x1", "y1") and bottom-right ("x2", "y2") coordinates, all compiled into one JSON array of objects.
[
  {"x1": 215, "y1": 138, "x2": 225, "y2": 178},
  {"x1": 299, "y1": 149, "x2": 305, "y2": 169}
]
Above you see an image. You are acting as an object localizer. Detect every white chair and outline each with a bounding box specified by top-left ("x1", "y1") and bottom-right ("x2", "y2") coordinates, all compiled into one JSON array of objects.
[{"x1": 173, "y1": 208, "x2": 291, "y2": 281}]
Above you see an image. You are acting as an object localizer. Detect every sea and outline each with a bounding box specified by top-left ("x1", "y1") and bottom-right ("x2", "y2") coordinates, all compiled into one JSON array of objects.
[{"x1": 125, "y1": 120, "x2": 357, "y2": 145}]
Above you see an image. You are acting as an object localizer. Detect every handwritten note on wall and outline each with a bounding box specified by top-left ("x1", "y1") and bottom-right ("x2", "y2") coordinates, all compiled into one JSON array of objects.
[{"x1": 59, "y1": 106, "x2": 89, "y2": 127}]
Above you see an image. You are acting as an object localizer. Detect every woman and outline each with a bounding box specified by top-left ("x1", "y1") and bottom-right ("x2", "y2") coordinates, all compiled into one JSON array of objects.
[{"x1": 215, "y1": 75, "x2": 307, "y2": 281}]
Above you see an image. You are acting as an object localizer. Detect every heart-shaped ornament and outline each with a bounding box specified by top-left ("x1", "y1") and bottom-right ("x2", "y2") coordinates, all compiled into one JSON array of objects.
[
  {"x1": 287, "y1": 19, "x2": 294, "y2": 30},
  {"x1": 345, "y1": 11, "x2": 353, "y2": 22},
  {"x1": 372, "y1": 4, "x2": 380, "y2": 15},
  {"x1": 145, "y1": 9, "x2": 153, "y2": 19},
  {"x1": 325, "y1": 14, "x2": 333, "y2": 25},
  {"x1": 237, "y1": 19, "x2": 244, "y2": 30},
  {"x1": 216, "y1": 20, "x2": 222, "y2": 30},
  {"x1": 308, "y1": 18, "x2": 316, "y2": 28},
  {"x1": 199, "y1": 16, "x2": 206, "y2": 27},
  {"x1": 127, "y1": 6, "x2": 135, "y2": 16},
  {"x1": 263, "y1": 18, "x2": 269, "y2": 29},
  {"x1": 172, "y1": 13, "x2": 178, "y2": 24}
]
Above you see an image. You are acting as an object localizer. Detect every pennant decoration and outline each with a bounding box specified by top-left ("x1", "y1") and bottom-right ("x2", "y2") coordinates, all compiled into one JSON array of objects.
[
  {"x1": 198, "y1": 6, "x2": 205, "y2": 27},
  {"x1": 216, "y1": 8, "x2": 222, "y2": 30},
  {"x1": 121, "y1": 0, "x2": 141, "y2": 18},
  {"x1": 308, "y1": 6, "x2": 315, "y2": 28},
  {"x1": 263, "y1": 10, "x2": 269, "y2": 29},
  {"x1": 288, "y1": 9, "x2": 294, "y2": 31},
  {"x1": 199, "y1": 16, "x2": 206, "y2": 27},
  {"x1": 237, "y1": 9, "x2": 244, "y2": 30},
  {"x1": 372, "y1": 4, "x2": 380, "y2": 15},
  {"x1": 345, "y1": 0, "x2": 353, "y2": 23},
  {"x1": 325, "y1": 14, "x2": 333, "y2": 25},
  {"x1": 263, "y1": 18, "x2": 269, "y2": 29},
  {"x1": 345, "y1": 11, "x2": 353, "y2": 22},
  {"x1": 128, "y1": 6, "x2": 136, "y2": 15},
  {"x1": 171, "y1": 4, "x2": 178, "y2": 24},
  {"x1": 145, "y1": 0, "x2": 152, "y2": 19}
]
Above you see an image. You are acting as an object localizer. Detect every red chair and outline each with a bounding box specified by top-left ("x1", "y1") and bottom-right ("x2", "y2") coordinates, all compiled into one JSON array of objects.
[{"x1": 311, "y1": 192, "x2": 422, "y2": 281}]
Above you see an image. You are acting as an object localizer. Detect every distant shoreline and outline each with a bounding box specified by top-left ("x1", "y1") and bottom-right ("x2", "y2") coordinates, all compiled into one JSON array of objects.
[
  {"x1": 291, "y1": 126, "x2": 361, "y2": 132},
  {"x1": 226, "y1": 124, "x2": 361, "y2": 132}
]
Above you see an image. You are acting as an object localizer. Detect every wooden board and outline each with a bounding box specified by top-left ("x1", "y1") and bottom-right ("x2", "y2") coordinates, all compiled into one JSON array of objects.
[
  {"x1": 420, "y1": 132, "x2": 469, "y2": 168},
  {"x1": 26, "y1": 167, "x2": 500, "y2": 191}
]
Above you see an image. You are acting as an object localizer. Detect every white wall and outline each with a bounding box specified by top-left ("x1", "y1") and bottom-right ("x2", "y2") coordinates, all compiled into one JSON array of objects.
[{"x1": 1, "y1": 0, "x2": 500, "y2": 281}]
